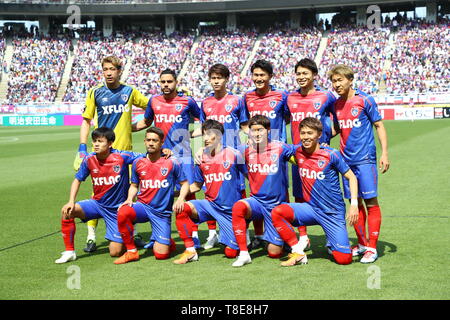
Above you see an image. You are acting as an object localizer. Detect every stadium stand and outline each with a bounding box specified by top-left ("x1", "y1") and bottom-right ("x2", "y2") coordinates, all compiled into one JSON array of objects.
[
  {"x1": 0, "y1": 16, "x2": 449, "y2": 104},
  {"x1": 385, "y1": 18, "x2": 450, "y2": 94},
  {"x1": 127, "y1": 31, "x2": 194, "y2": 97},
  {"x1": 317, "y1": 25, "x2": 391, "y2": 94},
  {"x1": 245, "y1": 25, "x2": 322, "y2": 92},
  {"x1": 6, "y1": 36, "x2": 70, "y2": 103},
  {"x1": 63, "y1": 32, "x2": 134, "y2": 102},
  {"x1": 178, "y1": 28, "x2": 257, "y2": 100}
]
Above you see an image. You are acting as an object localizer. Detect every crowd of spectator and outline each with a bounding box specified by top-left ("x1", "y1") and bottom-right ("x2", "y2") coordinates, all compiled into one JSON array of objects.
[
  {"x1": 1, "y1": 19, "x2": 449, "y2": 104},
  {"x1": 244, "y1": 26, "x2": 322, "y2": 92},
  {"x1": 127, "y1": 31, "x2": 194, "y2": 97},
  {"x1": 6, "y1": 36, "x2": 70, "y2": 103},
  {"x1": 0, "y1": 37, "x2": 5, "y2": 76},
  {"x1": 63, "y1": 33, "x2": 134, "y2": 102},
  {"x1": 385, "y1": 19, "x2": 450, "y2": 94},
  {"x1": 317, "y1": 25, "x2": 391, "y2": 94},
  {"x1": 179, "y1": 29, "x2": 257, "y2": 100}
]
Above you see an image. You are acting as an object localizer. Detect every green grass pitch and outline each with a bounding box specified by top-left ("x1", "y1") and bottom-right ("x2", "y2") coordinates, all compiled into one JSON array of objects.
[{"x1": 0, "y1": 120, "x2": 449, "y2": 300}]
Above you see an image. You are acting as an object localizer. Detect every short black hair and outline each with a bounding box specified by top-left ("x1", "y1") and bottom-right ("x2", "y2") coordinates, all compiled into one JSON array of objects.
[
  {"x1": 208, "y1": 63, "x2": 230, "y2": 79},
  {"x1": 92, "y1": 127, "x2": 115, "y2": 142},
  {"x1": 202, "y1": 119, "x2": 224, "y2": 135},
  {"x1": 160, "y1": 68, "x2": 177, "y2": 79},
  {"x1": 295, "y1": 58, "x2": 318, "y2": 75},
  {"x1": 251, "y1": 59, "x2": 274, "y2": 76},
  {"x1": 145, "y1": 126, "x2": 165, "y2": 141},
  {"x1": 299, "y1": 117, "x2": 323, "y2": 133},
  {"x1": 248, "y1": 115, "x2": 271, "y2": 130}
]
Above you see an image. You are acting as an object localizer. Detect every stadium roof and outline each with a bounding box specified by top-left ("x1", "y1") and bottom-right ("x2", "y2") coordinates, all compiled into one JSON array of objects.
[{"x1": 0, "y1": 0, "x2": 440, "y2": 17}]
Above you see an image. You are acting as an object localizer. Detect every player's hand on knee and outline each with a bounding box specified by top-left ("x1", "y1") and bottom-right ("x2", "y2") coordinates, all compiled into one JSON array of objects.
[
  {"x1": 118, "y1": 200, "x2": 133, "y2": 211},
  {"x1": 62, "y1": 202, "x2": 75, "y2": 219},
  {"x1": 173, "y1": 199, "x2": 185, "y2": 214},
  {"x1": 194, "y1": 147, "x2": 205, "y2": 165}
]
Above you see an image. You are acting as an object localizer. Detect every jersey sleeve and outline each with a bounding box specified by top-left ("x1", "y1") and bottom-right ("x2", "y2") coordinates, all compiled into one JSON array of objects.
[
  {"x1": 331, "y1": 149, "x2": 350, "y2": 175},
  {"x1": 131, "y1": 159, "x2": 140, "y2": 185},
  {"x1": 236, "y1": 97, "x2": 249, "y2": 124},
  {"x1": 131, "y1": 87, "x2": 149, "y2": 110},
  {"x1": 171, "y1": 158, "x2": 187, "y2": 184},
  {"x1": 364, "y1": 95, "x2": 382, "y2": 124},
  {"x1": 188, "y1": 97, "x2": 201, "y2": 119},
  {"x1": 193, "y1": 164, "x2": 204, "y2": 184},
  {"x1": 75, "y1": 157, "x2": 90, "y2": 181},
  {"x1": 143, "y1": 97, "x2": 155, "y2": 122},
  {"x1": 82, "y1": 87, "x2": 96, "y2": 120},
  {"x1": 199, "y1": 101, "x2": 206, "y2": 122},
  {"x1": 122, "y1": 151, "x2": 144, "y2": 165}
]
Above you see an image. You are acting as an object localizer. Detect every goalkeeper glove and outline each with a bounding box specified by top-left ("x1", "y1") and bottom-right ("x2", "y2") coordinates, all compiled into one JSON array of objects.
[{"x1": 73, "y1": 143, "x2": 88, "y2": 171}]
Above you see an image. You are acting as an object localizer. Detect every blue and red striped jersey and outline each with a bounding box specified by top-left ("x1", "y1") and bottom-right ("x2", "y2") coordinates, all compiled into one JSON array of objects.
[
  {"x1": 144, "y1": 93, "x2": 200, "y2": 157},
  {"x1": 293, "y1": 146, "x2": 350, "y2": 214},
  {"x1": 193, "y1": 147, "x2": 247, "y2": 212},
  {"x1": 242, "y1": 141, "x2": 294, "y2": 206},
  {"x1": 287, "y1": 89, "x2": 337, "y2": 145},
  {"x1": 201, "y1": 93, "x2": 248, "y2": 149},
  {"x1": 334, "y1": 89, "x2": 382, "y2": 165},
  {"x1": 131, "y1": 156, "x2": 186, "y2": 214},
  {"x1": 76, "y1": 149, "x2": 142, "y2": 208},
  {"x1": 243, "y1": 86, "x2": 288, "y2": 142}
]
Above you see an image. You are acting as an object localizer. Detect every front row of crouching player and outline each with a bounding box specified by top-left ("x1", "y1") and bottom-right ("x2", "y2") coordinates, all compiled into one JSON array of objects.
[{"x1": 56, "y1": 116, "x2": 359, "y2": 267}]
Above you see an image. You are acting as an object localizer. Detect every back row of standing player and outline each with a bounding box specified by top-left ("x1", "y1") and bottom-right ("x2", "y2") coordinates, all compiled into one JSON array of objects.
[{"x1": 70, "y1": 56, "x2": 389, "y2": 265}]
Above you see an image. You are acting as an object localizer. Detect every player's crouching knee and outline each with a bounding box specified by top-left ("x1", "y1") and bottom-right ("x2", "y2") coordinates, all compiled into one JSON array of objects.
[
  {"x1": 332, "y1": 251, "x2": 352, "y2": 265},
  {"x1": 224, "y1": 247, "x2": 239, "y2": 258},
  {"x1": 267, "y1": 244, "x2": 283, "y2": 259},
  {"x1": 154, "y1": 251, "x2": 170, "y2": 260}
]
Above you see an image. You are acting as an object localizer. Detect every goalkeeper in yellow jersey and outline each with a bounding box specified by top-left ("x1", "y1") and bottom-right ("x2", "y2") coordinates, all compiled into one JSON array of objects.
[{"x1": 74, "y1": 56, "x2": 149, "y2": 252}]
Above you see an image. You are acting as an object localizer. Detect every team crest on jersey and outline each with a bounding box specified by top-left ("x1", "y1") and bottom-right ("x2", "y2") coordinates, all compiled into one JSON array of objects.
[
  {"x1": 270, "y1": 153, "x2": 279, "y2": 162},
  {"x1": 223, "y1": 161, "x2": 230, "y2": 169},
  {"x1": 160, "y1": 167, "x2": 169, "y2": 176},
  {"x1": 113, "y1": 165, "x2": 120, "y2": 173},
  {"x1": 313, "y1": 101, "x2": 321, "y2": 110},
  {"x1": 92, "y1": 169, "x2": 99, "y2": 174},
  {"x1": 269, "y1": 100, "x2": 277, "y2": 108},
  {"x1": 121, "y1": 94, "x2": 129, "y2": 102},
  {"x1": 317, "y1": 160, "x2": 325, "y2": 168},
  {"x1": 293, "y1": 103, "x2": 298, "y2": 109},
  {"x1": 351, "y1": 107, "x2": 359, "y2": 117},
  {"x1": 141, "y1": 171, "x2": 147, "y2": 176},
  {"x1": 225, "y1": 104, "x2": 233, "y2": 112},
  {"x1": 102, "y1": 98, "x2": 109, "y2": 103},
  {"x1": 175, "y1": 104, "x2": 183, "y2": 112}
]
